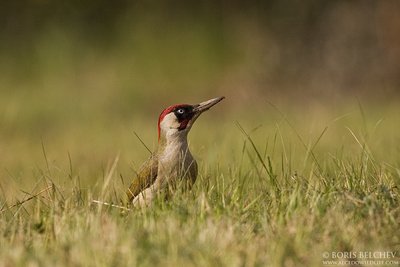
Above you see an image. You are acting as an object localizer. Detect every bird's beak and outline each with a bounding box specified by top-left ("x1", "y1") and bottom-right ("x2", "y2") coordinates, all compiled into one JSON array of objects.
[
  {"x1": 185, "y1": 96, "x2": 224, "y2": 128},
  {"x1": 193, "y1": 96, "x2": 225, "y2": 114}
]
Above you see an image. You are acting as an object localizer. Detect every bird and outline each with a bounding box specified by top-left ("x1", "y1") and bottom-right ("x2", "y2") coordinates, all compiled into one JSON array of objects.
[{"x1": 126, "y1": 96, "x2": 225, "y2": 207}]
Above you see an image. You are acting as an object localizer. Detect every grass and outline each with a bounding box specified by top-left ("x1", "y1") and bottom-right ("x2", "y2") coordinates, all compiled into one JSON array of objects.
[
  {"x1": 0, "y1": 98, "x2": 399, "y2": 267},
  {"x1": 1, "y1": 9, "x2": 399, "y2": 265}
]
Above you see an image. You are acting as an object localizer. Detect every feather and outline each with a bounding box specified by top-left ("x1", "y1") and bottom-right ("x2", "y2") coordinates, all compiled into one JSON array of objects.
[{"x1": 126, "y1": 154, "x2": 159, "y2": 201}]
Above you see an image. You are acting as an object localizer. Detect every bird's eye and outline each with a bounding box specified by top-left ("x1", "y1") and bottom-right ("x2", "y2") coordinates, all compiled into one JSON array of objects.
[{"x1": 177, "y1": 109, "x2": 185, "y2": 114}]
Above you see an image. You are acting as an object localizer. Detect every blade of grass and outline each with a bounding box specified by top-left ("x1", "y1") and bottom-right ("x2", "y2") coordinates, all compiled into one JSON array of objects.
[{"x1": 236, "y1": 121, "x2": 279, "y2": 191}]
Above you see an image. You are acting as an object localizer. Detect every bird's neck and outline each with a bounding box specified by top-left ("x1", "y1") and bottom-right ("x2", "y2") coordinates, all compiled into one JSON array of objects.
[
  {"x1": 157, "y1": 131, "x2": 189, "y2": 155},
  {"x1": 157, "y1": 131, "x2": 195, "y2": 180}
]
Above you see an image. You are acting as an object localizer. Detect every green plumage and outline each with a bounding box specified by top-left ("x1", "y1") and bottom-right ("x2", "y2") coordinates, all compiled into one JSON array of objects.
[{"x1": 126, "y1": 154, "x2": 159, "y2": 201}]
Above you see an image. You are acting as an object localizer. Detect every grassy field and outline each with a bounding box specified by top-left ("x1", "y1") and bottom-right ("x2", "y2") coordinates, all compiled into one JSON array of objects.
[
  {"x1": 0, "y1": 91, "x2": 399, "y2": 267},
  {"x1": 1, "y1": 2, "x2": 399, "y2": 266}
]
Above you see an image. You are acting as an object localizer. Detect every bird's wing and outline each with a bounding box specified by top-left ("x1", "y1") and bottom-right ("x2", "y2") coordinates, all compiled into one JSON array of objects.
[{"x1": 126, "y1": 154, "x2": 159, "y2": 201}]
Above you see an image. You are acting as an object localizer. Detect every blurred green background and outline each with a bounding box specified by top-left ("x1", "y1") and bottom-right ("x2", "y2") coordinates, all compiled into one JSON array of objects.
[{"x1": 0, "y1": 1, "x2": 399, "y2": 197}]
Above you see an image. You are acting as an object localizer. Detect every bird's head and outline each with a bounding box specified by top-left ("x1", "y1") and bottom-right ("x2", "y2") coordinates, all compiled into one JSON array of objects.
[{"x1": 158, "y1": 96, "x2": 225, "y2": 142}]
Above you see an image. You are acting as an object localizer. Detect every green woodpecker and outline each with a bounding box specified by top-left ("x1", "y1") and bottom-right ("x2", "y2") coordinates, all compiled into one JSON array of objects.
[{"x1": 127, "y1": 96, "x2": 225, "y2": 207}]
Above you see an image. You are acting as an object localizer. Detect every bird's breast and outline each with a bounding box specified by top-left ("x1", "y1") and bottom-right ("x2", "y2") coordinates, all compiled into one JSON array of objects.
[{"x1": 157, "y1": 144, "x2": 198, "y2": 184}]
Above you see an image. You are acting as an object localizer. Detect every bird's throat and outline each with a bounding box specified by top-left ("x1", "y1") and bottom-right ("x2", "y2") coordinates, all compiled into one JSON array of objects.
[{"x1": 158, "y1": 127, "x2": 189, "y2": 148}]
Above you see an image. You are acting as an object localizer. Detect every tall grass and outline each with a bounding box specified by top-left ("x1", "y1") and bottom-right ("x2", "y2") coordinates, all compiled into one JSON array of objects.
[{"x1": 0, "y1": 100, "x2": 399, "y2": 266}]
